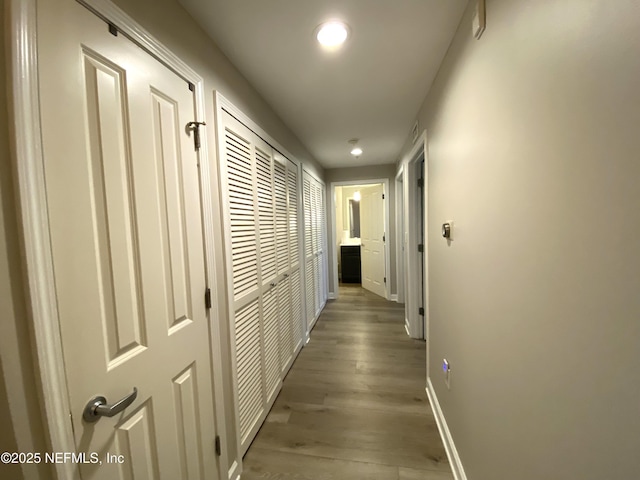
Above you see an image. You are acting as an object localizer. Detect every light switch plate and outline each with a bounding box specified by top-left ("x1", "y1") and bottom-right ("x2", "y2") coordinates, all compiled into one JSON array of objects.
[{"x1": 473, "y1": 0, "x2": 486, "y2": 39}]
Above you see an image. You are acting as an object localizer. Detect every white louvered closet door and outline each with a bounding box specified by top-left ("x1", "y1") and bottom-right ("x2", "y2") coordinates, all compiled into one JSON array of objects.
[
  {"x1": 287, "y1": 161, "x2": 304, "y2": 351},
  {"x1": 312, "y1": 182, "x2": 321, "y2": 317},
  {"x1": 318, "y1": 185, "x2": 327, "y2": 303},
  {"x1": 274, "y1": 155, "x2": 293, "y2": 372},
  {"x1": 220, "y1": 108, "x2": 306, "y2": 457},
  {"x1": 255, "y1": 140, "x2": 281, "y2": 405},
  {"x1": 221, "y1": 114, "x2": 265, "y2": 449},
  {"x1": 302, "y1": 171, "x2": 328, "y2": 333},
  {"x1": 303, "y1": 175, "x2": 315, "y2": 332}
]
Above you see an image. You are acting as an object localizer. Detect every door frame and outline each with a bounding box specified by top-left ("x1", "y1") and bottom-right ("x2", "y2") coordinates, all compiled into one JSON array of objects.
[
  {"x1": 394, "y1": 167, "x2": 405, "y2": 304},
  {"x1": 400, "y1": 132, "x2": 428, "y2": 342},
  {"x1": 329, "y1": 179, "x2": 390, "y2": 300},
  {"x1": 7, "y1": 1, "x2": 227, "y2": 478}
]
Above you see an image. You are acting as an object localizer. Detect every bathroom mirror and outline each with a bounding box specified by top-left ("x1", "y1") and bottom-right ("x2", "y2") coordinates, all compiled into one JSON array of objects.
[{"x1": 349, "y1": 199, "x2": 360, "y2": 238}]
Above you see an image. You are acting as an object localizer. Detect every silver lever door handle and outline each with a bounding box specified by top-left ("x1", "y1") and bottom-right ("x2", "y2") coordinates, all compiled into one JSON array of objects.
[{"x1": 83, "y1": 387, "x2": 138, "y2": 423}]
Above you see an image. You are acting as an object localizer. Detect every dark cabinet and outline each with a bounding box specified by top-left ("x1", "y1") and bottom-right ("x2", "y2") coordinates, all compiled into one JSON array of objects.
[{"x1": 340, "y1": 245, "x2": 361, "y2": 283}]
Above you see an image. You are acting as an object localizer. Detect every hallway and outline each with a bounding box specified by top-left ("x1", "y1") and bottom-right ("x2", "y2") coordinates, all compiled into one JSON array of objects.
[{"x1": 241, "y1": 285, "x2": 452, "y2": 479}]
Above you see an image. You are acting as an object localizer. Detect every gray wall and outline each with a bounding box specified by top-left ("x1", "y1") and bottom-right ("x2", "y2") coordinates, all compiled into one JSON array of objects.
[
  {"x1": 401, "y1": 0, "x2": 640, "y2": 478},
  {"x1": 325, "y1": 164, "x2": 397, "y2": 297}
]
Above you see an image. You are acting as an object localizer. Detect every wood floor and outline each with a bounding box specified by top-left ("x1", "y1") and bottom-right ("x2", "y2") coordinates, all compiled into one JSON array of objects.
[{"x1": 240, "y1": 285, "x2": 453, "y2": 480}]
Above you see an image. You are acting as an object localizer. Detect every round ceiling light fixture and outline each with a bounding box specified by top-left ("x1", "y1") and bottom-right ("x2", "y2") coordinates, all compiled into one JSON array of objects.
[
  {"x1": 348, "y1": 138, "x2": 362, "y2": 157},
  {"x1": 316, "y1": 21, "x2": 349, "y2": 48}
]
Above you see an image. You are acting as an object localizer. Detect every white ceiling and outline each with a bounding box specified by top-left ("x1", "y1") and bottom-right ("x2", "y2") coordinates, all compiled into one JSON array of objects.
[{"x1": 179, "y1": 0, "x2": 468, "y2": 169}]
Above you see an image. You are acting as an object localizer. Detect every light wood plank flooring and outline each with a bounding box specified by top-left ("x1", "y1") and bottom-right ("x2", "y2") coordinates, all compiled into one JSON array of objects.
[{"x1": 241, "y1": 285, "x2": 452, "y2": 479}]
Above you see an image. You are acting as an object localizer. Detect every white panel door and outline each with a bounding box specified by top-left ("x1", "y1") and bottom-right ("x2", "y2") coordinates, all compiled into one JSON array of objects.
[
  {"x1": 361, "y1": 184, "x2": 387, "y2": 298},
  {"x1": 38, "y1": 2, "x2": 218, "y2": 479}
]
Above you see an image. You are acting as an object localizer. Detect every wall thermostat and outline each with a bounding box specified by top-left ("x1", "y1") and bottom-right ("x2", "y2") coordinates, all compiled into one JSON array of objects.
[{"x1": 442, "y1": 223, "x2": 451, "y2": 239}]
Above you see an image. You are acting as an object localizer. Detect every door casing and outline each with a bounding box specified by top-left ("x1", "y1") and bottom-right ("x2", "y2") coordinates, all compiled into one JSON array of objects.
[
  {"x1": 329, "y1": 179, "x2": 390, "y2": 300},
  {"x1": 400, "y1": 132, "x2": 429, "y2": 371},
  {"x1": 395, "y1": 167, "x2": 405, "y2": 304}
]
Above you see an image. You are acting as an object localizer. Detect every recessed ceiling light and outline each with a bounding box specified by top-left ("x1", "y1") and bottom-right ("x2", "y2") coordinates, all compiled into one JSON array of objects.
[{"x1": 316, "y1": 21, "x2": 349, "y2": 47}]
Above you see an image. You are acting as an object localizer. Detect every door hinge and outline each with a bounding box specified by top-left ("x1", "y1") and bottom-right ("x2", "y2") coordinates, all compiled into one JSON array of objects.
[
  {"x1": 384, "y1": 277, "x2": 387, "y2": 284},
  {"x1": 215, "y1": 435, "x2": 221, "y2": 456},
  {"x1": 418, "y1": 178, "x2": 424, "y2": 188},
  {"x1": 419, "y1": 307, "x2": 425, "y2": 316},
  {"x1": 382, "y1": 193, "x2": 385, "y2": 199},
  {"x1": 418, "y1": 244, "x2": 424, "y2": 253},
  {"x1": 188, "y1": 82, "x2": 195, "y2": 92},
  {"x1": 186, "y1": 121, "x2": 206, "y2": 150},
  {"x1": 108, "y1": 23, "x2": 118, "y2": 36},
  {"x1": 382, "y1": 234, "x2": 385, "y2": 242},
  {"x1": 205, "y1": 288, "x2": 212, "y2": 309}
]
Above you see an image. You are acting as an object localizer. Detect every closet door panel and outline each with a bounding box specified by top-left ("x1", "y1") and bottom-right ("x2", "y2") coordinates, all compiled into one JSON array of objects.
[
  {"x1": 277, "y1": 277, "x2": 293, "y2": 371},
  {"x1": 303, "y1": 175, "x2": 315, "y2": 331},
  {"x1": 262, "y1": 287, "x2": 280, "y2": 402},
  {"x1": 224, "y1": 123, "x2": 258, "y2": 304},
  {"x1": 255, "y1": 144, "x2": 276, "y2": 286},
  {"x1": 235, "y1": 298, "x2": 263, "y2": 444},
  {"x1": 313, "y1": 254, "x2": 320, "y2": 315},
  {"x1": 290, "y1": 268, "x2": 303, "y2": 351},
  {"x1": 319, "y1": 186, "x2": 327, "y2": 304},
  {"x1": 221, "y1": 115, "x2": 265, "y2": 455}
]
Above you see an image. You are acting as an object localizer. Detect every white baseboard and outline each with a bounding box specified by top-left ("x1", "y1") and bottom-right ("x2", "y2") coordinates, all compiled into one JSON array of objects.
[
  {"x1": 328, "y1": 292, "x2": 337, "y2": 300},
  {"x1": 426, "y1": 378, "x2": 467, "y2": 480},
  {"x1": 390, "y1": 294, "x2": 398, "y2": 302},
  {"x1": 404, "y1": 324, "x2": 410, "y2": 337}
]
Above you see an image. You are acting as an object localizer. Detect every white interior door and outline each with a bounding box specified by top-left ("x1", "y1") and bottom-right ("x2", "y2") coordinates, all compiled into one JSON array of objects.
[
  {"x1": 360, "y1": 184, "x2": 387, "y2": 298},
  {"x1": 38, "y1": 2, "x2": 218, "y2": 478}
]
